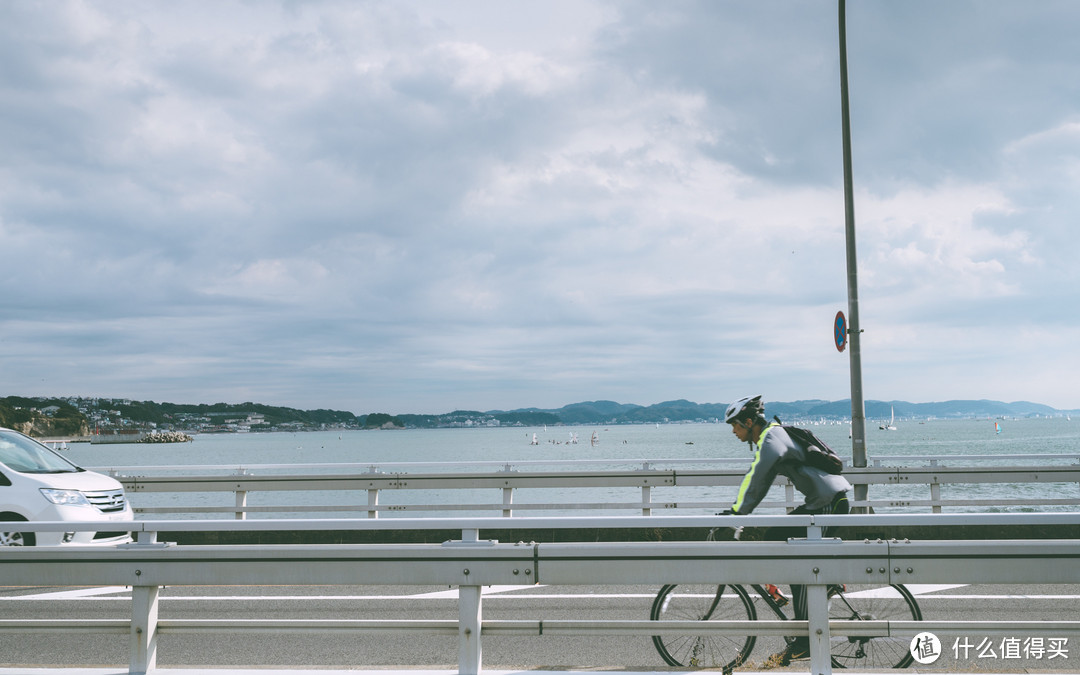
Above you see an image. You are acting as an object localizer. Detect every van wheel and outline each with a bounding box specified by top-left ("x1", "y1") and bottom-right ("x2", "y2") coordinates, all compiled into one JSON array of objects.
[{"x1": 0, "y1": 514, "x2": 34, "y2": 546}]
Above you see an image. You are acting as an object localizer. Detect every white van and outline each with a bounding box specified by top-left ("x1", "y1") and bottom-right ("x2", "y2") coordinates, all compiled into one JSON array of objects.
[{"x1": 0, "y1": 427, "x2": 134, "y2": 546}]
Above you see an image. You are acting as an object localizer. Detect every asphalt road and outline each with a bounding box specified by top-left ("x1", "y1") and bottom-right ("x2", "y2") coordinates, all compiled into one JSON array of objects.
[{"x1": 1, "y1": 582, "x2": 1076, "y2": 672}]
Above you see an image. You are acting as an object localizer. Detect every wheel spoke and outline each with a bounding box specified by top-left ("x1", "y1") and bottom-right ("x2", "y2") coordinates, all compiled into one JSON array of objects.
[
  {"x1": 829, "y1": 584, "x2": 921, "y2": 669},
  {"x1": 651, "y1": 584, "x2": 757, "y2": 670}
]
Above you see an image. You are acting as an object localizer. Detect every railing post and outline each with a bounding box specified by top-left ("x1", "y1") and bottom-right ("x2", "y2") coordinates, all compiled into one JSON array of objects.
[
  {"x1": 452, "y1": 528, "x2": 484, "y2": 674},
  {"x1": 367, "y1": 488, "x2": 380, "y2": 519},
  {"x1": 235, "y1": 491, "x2": 248, "y2": 520},
  {"x1": 459, "y1": 583, "x2": 482, "y2": 674},
  {"x1": 502, "y1": 464, "x2": 515, "y2": 517},
  {"x1": 233, "y1": 467, "x2": 248, "y2": 520},
  {"x1": 130, "y1": 530, "x2": 161, "y2": 674},
  {"x1": 641, "y1": 462, "x2": 652, "y2": 516},
  {"x1": 929, "y1": 459, "x2": 942, "y2": 513},
  {"x1": 366, "y1": 466, "x2": 381, "y2": 519},
  {"x1": 806, "y1": 582, "x2": 831, "y2": 675},
  {"x1": 502, "y1": 487, "x2": 513, "y2": 518}
]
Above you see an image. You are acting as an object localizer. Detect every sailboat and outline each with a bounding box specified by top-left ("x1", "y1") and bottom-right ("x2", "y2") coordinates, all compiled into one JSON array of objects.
[
  {"x1": 994, "y1": 422, "x2": 1001, "y2": 435},
  {"x1": 880, "y1": 406, "x2": 897, "y2": 431},
  {"x1": 590, "y1": 430, "x2": 599, "y2": 447}
]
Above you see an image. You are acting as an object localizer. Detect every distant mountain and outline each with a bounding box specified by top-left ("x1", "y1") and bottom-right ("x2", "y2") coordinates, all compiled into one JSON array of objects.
[
  {"x1": 814, "y1": 399, "x2": 1062, "y2": 421},
  {"x1": 554, "y1": 400, "x2": 645, "y2": 424},
  {"x1": 494, "y1": 398, "x2": 1075, "y2": 425},
  {"x1": 11, "y1": 394, "x2": 1074, "y2": 434}
]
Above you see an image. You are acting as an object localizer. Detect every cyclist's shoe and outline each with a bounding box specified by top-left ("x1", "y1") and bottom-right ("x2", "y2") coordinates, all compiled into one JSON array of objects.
[
  {"x1": 763, "y1": 640, "x2": 809, "y2": 668},
  {"x1": 765, "y1": 583, "x2": 789, "y2": 607}
]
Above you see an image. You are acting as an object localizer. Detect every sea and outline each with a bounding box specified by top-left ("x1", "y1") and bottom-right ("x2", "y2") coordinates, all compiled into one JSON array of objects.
[{"x1": 64, "y1": 417, "x2": 1080, "y2": 518}]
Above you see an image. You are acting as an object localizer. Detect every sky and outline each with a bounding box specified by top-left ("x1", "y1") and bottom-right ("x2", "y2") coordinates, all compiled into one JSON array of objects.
[{"x1": 2, "y1": 1, "x2": 1079, "y2": 415}]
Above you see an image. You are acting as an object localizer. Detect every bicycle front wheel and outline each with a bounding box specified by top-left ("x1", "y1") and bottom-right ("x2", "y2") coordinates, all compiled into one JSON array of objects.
[
  {"x1": 650, "y1": 583, "x2": 756, "y2": 671},
  {"x1": 829, "y1": 583, "x2": 921, "y2": 669}
]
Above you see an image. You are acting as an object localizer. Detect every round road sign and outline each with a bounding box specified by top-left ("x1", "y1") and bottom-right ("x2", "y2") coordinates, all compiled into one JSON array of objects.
[{"x1": 834, "y1": 311, "x2": 847, "y2": 352}]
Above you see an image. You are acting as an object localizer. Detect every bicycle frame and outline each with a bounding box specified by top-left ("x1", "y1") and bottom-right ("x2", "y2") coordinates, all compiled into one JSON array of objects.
[{"x1": 749, "y1": 583, "x2": 791, "y2": 620}]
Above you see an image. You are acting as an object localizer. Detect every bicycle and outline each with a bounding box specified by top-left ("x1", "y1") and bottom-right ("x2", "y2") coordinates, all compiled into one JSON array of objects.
[{"x1": 649, "y1": 527, "x2": 922, "y2": 671}]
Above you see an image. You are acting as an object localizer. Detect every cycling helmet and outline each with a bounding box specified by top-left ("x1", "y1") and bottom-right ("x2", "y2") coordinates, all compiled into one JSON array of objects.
[{"x1": 724, "y1": 395, "x2": 764, "y2": 424}]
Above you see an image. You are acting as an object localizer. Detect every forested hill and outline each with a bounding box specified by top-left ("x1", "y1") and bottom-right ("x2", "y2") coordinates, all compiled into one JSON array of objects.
[
  {"x1": 2, "y1": 395, "x2": 1073, "y2": 437},
  {"x1": 0, "y1": 396, "x2": 356, "y2": 436},
  {"x1": 506, "y1": 398, "x2": 1072, "y2": 424}
]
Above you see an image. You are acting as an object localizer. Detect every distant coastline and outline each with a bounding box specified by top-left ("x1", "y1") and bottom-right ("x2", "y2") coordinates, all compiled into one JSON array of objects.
[
  {"x1": 486, "y1": 398, "x2": 1076, "y2": 427},
  {"x1": 3, "y1": 394, "x2": 1076, "y2": 438}
]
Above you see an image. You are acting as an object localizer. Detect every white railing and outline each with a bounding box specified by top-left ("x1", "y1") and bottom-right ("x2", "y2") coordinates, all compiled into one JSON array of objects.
[
  {"x1": 3, "y1": 513, "x2": 1080, "y2": 675},
  {"x1": 92, "y1": 454, "x2": 1080, "y2": 519}
]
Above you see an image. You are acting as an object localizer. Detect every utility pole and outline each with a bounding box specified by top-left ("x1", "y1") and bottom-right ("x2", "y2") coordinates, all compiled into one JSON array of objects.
[{"x1": 838, "y1": 0, "x2": 869, "y2": 510}]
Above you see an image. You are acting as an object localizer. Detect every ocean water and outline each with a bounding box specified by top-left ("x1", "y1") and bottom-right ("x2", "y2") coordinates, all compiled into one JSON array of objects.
[{"x1": 65, "y1": 417, "x2": 1080, "y2": 518}]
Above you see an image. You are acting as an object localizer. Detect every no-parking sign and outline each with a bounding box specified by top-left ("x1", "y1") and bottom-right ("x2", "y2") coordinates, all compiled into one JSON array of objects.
[{"x1": 834, "y1": 311, "x2": 847, "y2": 352}]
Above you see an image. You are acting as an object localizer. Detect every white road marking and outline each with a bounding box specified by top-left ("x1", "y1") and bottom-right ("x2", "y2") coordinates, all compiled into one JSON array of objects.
[
  {"x1": 411, "y1": 585, "x2": 545, "y2": 599},
  {"x1": 8, "y1": 586, "x2": 131, "y2": 600},
  {"x1": 7, "y1": 584, "x2": 1079, "y2": 602},
  {"x1": 906, "y1": 583, "x2": 970, "y2": 594}
]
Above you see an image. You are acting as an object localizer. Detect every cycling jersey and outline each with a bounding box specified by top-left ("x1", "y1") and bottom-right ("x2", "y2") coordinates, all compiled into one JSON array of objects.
[{"x1": 732, "y1": 423, "x2": 851, "y2": 514}]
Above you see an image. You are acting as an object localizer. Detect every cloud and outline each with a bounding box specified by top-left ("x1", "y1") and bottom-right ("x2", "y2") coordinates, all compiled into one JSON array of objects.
[{"x1": 1, "y1": 1, "x2": 1079, "y2": 413}]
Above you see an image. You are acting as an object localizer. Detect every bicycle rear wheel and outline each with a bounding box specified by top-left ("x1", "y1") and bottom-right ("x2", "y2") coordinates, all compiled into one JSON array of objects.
[
  {"x1": 829, "y1": 583, "x2": 921, "y2": 668},
  {"x1": 650, "y1": 583, "x2": 757, "y2": 671}
]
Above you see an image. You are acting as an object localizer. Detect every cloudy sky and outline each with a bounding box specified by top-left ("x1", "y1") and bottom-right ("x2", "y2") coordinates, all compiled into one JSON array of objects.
[{"x1": 2, "y1": 1, "x2": 1078, "y2": 415}]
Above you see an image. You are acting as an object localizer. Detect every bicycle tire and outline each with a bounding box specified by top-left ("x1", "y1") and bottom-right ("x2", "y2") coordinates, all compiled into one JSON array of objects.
[
  {"x1": 650, "y1": 583, "x2": 757, "y2": 671},
  {"x1": 828, "y1": 583, "x2": 921, "y2": 669}
]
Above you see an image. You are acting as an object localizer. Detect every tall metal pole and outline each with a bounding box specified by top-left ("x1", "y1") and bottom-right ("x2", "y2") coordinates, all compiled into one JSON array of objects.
[{"x1": 838, "y1": 0, "x2": 869, "y2": 503}]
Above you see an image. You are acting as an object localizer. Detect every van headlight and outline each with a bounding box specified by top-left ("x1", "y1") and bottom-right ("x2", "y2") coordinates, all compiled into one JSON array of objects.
[{"x1": 40, "y1": 488, "x2": 91, "y2": 507}]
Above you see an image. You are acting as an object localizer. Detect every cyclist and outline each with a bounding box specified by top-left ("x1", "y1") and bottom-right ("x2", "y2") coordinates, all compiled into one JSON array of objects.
[{"x1": 721, "y1": 394, "x2": 851, "y2": 666}]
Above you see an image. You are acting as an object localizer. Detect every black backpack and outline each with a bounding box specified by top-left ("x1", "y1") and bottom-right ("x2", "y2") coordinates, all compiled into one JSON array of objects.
[{"x1": 773, "y1": 416, "x2": 844, "y2": 475}]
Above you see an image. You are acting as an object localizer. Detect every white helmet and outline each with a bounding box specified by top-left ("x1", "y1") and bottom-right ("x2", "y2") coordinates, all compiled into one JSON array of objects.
[{"x1": 724, "y1": 395, "x2": 764, "y2": 424}]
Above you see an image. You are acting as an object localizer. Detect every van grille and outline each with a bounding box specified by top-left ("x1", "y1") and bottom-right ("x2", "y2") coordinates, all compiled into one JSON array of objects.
[{"x1": 84, "y1": 489, "x2": 128, "y2": 513}]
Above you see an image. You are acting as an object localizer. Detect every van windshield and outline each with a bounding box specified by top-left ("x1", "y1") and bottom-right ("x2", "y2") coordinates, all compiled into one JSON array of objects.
[{"x1": 0, "y1": 430, "x2": 83, "y2": 474}]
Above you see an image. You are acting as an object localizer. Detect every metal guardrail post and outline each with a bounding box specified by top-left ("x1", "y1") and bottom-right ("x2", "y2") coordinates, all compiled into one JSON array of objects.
[
  {"x1": 366, "y1": 466, "x2": 381, "y2": 518},
  {"x1": 641, "y1": 462, "x2": 652, "y2": 516},
  {"x1": 130, "y1": 530, "x2": 162, "y2": 674},
  {"x1": 502, "y1": 487, "x2": 513, "y2": 518},
  {"x1": 802, "y1": 522, "x2": 832, "y2": 674},
  {"x1": 453, "y1": 527, "x2": 486, "y2": 674},
  {"x1": 367, "y1": 488, "x2": 379, "y2": 518},
  {"x1": 806, "y1": 583, "x2": 830, "y2": 675},
  {"x1": 233, "y1": 468, "x2": 248, "y2": 520},
  {"x1": 929, "y1": 459, "x2": 942, "y2": 514},
  {"x1": 502, "y1": 464, "x2": 516, "y2": 517},
  {"x1": 459, "y1": 583, "x2": 482, "y2": 674}
]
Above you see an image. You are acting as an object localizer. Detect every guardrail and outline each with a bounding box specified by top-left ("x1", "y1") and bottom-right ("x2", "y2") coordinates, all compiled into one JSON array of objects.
[
  {"x1": 3, "y1": 513, "x2": 1080, "y2": 675},
  {"x1": 91, "y1": 454, "x2": 1080, "y2": 518}
]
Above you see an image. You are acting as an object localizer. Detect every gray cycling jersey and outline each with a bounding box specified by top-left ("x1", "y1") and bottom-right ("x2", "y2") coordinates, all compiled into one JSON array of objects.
[{"x1": 732, "y1": 423, "x2": 851, "y2": 514}]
